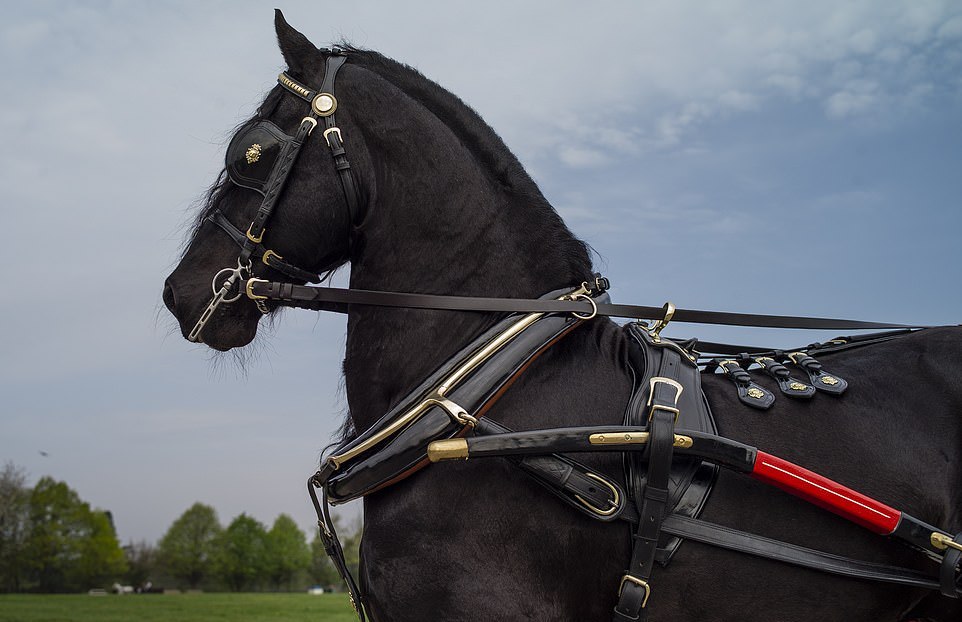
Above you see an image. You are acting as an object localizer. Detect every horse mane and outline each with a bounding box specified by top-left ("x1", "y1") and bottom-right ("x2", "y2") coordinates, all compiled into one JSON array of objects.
[{"x1": 341, "y1": 46, "x2": 594, "y2": 280}]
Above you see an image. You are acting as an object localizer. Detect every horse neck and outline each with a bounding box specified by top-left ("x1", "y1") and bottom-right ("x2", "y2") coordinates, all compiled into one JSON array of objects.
[{"x1": 340, "y1": 72, "x2": 593, "y2": 430}]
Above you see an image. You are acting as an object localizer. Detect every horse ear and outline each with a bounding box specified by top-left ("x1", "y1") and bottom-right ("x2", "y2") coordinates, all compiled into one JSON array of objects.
[{"x1": 274, "y1": 9, "x2": 319, "y2": 73}]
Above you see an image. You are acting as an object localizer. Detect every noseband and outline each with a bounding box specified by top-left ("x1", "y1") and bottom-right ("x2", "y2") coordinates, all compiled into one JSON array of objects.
[{"x1": 188, "y1": 50, "x2": 361, "y2": 343}]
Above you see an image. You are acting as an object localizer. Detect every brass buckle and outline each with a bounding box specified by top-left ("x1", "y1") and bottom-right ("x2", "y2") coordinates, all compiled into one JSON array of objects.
[
  {"x1": 574, "y1": 473, "x2": 621, "y2": 518},
  {"x1": 262, "y1": 249, "x2": 282, "y2": 266},
  {"x1": 245, "y1": 277, "x2": 268, "y2": 301},
  {"x1": 618, "y1": 575, "x2": 651, "y2": 607},
  {"x1": 246, "y1": 224, "x2": 264, "y2": 244},
  {"x1": 647, "y1": 377, "x2": 683, "y2": 422}
]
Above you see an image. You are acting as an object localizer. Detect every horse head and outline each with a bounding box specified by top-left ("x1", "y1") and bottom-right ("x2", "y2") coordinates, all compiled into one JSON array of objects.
[{"x1": 163, "y1": 11, "x2": 360, "y2": 351}]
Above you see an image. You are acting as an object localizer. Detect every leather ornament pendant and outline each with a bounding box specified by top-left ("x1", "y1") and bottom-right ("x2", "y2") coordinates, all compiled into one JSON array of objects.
[
  {"x1": 716, "y1": 359, "x2": 775, "y2": 410},
  {"x1": 786, "y1": 352, "x2": 849, "y2": 396},
  {"x1": 754, "y1": 357, "x2": 816, "y2": 399}
]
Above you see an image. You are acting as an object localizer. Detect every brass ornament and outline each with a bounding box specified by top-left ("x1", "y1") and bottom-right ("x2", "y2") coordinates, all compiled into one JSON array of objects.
[
  {"x1": 820, "y1": 376, "x2": 840, "y2": 386},
  {"x1": 312, "y1": 92, "x2": 338, "y2": 116},
  {"x1": 747, "y1": 387, "x2": 765, "y2": 399},
  {"x1": 245, "y1": 143, "x2": 262, "y2": 164},
  {"x1": 789, "y1": 381, "x2": 809, "y2": 391}
]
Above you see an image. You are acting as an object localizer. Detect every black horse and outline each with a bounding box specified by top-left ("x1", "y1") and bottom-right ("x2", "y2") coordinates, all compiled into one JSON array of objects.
[{"x1": 163, "y1": 12, "x2": 962, "y2": 621}]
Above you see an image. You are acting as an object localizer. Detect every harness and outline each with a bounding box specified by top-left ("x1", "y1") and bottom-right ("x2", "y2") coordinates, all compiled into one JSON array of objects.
[
  {"x1": 188, "y1": 51, "x2": 361, "y2": 343},
  {"x1": 186, "y1": 51, "x2": 962, "y2": 620}
]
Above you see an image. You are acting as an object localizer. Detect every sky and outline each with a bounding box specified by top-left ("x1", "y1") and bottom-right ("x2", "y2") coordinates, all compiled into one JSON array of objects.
[{"x1": 1, "y1": 1, "x2": 960, "y2": 545}]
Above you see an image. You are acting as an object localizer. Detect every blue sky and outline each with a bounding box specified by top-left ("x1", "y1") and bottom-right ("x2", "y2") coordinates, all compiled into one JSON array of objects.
[{"x1": 1, "y1": 1, "x2": 960, "y2": 544}]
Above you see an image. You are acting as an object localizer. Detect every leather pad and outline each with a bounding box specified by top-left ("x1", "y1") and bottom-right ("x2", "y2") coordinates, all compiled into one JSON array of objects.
[{"x1": 624, "y1": 323, "x2": 718, "y2": 564}]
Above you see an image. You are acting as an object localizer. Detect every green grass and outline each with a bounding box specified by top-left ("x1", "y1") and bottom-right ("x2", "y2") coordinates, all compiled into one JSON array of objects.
[{"x1": 0, "y1": 593, "x2": 357, "y2": 622}]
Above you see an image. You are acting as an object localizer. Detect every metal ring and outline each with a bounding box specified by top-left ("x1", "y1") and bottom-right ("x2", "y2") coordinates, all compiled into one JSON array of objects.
[
  {"x1": 212, "y1": 266, "x2": 243, "y2": 303},
  {"x1": 455, "y1": 412, "x2": 478, "y2": 428},
  {"x1": 571, "y1": 294, "x2": 597, "y2": 320}
]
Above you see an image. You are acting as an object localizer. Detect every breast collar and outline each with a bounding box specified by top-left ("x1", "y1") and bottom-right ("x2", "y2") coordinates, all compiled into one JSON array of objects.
[{"x1": 188, "y1": 50, "x2": 362, "y2": 343}]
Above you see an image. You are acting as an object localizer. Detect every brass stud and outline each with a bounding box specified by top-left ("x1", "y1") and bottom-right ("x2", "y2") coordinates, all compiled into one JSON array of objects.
[
  {"x1": 747, "y1": 388, "x2": 765, "y2": 399},
  {"x1": 821, "y1": 376, "x2": 839, "y2": 385}
]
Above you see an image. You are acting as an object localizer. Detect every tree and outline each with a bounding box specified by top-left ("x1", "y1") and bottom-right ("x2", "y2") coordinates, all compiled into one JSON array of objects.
[
  {"x1": 264, "y1": 514, "x2": 310, "y2": 590},
  {"x1": 123, "y1": 540, "x2": 158, "y2": 589},
  {"x1": 157, "y1": 503, "x2": 221, "y2": 590},
  {"x1": 215, "y1": 514, "x2": 269, "y2": 591},
  {"x1": 0, "y1": 462, "x2": 29, "y2": 592},
  {"x1": 309, "y1": 535, "x2": 343, "y2": 589},
  {"x1": 23, "y1": 477, "x2": 127, "y2": 592}
]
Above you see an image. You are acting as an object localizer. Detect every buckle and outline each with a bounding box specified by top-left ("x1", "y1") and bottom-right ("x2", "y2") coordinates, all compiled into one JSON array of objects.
[
  {"x1": 574, "y1": 473, "x2": 621, "y2": 518},
  {"x1": 261, "y1": 249, "x2": 282, "y2": 266},
  {"x1": 246, "y1": 224, "x2": 264, "y2": 244},
  {"x1": 618, "y1": 575, "x2": 651, "y2": 608},
  {"x1": 245, "y1": 277, "x2": 269, "y2": 301},
  {"x1": 647, "y1": 377, "x2": 683, "y2": 422},
  {"x1": 323, "y1": 126, "x2": 343, "y2": 147}
]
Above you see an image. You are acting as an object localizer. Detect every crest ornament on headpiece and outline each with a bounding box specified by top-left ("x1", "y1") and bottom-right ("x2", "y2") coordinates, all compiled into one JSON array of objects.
[{"x1": 245, "y1": 143, "x2": 262, "y2": 164}]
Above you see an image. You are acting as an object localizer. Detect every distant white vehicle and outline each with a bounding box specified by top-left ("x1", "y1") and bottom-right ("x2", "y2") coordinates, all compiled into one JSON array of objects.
[{"x1": 307, "y1": 586, "x2": 325, "y2": 595}]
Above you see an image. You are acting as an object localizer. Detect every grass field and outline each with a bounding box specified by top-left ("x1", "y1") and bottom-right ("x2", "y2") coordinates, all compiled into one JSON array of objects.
[{"x1": 0, "y1": 593, "x2": 357, "y2": 622}]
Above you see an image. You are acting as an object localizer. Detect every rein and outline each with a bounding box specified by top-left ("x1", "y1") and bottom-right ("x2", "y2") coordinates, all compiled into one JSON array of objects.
[{"x1": 242, "y1": 276, "x2": 923, "y2": 331}]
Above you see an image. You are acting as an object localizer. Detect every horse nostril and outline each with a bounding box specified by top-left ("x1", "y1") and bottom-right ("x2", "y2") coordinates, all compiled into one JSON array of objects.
[{"x1": 162, "y1": 280, "x2": 178, "y2": 314}]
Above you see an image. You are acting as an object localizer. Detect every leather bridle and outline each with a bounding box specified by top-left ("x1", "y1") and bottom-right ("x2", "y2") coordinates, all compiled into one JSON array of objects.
[{"x1": 188, "y1": 50, "x2": 361, "y2": 343}]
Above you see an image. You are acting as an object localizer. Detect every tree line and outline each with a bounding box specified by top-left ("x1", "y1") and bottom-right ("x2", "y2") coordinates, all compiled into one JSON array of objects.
[{"x1": 0, "y1": 462, "x2": 358, "y2": 593}]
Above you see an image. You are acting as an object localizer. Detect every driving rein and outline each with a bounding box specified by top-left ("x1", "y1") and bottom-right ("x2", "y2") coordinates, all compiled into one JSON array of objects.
[{"x1": 187, "y1": 51, "x2": 962, "y2": 621}]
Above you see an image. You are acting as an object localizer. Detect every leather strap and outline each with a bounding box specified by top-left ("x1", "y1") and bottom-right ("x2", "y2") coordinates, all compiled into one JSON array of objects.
[
  {"x1": 661, "y1": 514, "x2": 962, "y2": 597},
  {"x1": 245, "y1": 280, "x2": 924, "y2": 330},
  {"x1": 239, "y1": 116, "x2": 314, "y2": 267},
  {"x1": 613, "y1": 409, "x2": 676, "y2": 620},
  {"x1": 940, "y1": 533, "x2": 962, "y2": 597},
  {"x1": 207, "y1": 210, "x2": 320, "y2": 283},
  {"x1": 474, "y1": 417, "x2": 626, "y2": 521},
  {"x1": 308, "y1": 472, "x2": 368, "y2": 621}
]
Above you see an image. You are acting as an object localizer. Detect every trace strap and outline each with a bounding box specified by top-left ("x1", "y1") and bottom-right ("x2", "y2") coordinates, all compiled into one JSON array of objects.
[{"x1": 245, "y1": 279, "x2": 921, "y2": 331}]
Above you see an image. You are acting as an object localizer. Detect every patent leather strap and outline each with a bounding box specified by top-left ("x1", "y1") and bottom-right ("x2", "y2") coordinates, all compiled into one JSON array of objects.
[{"x1": 244, "y1": 279, "x2": 922, "y2": 331}]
